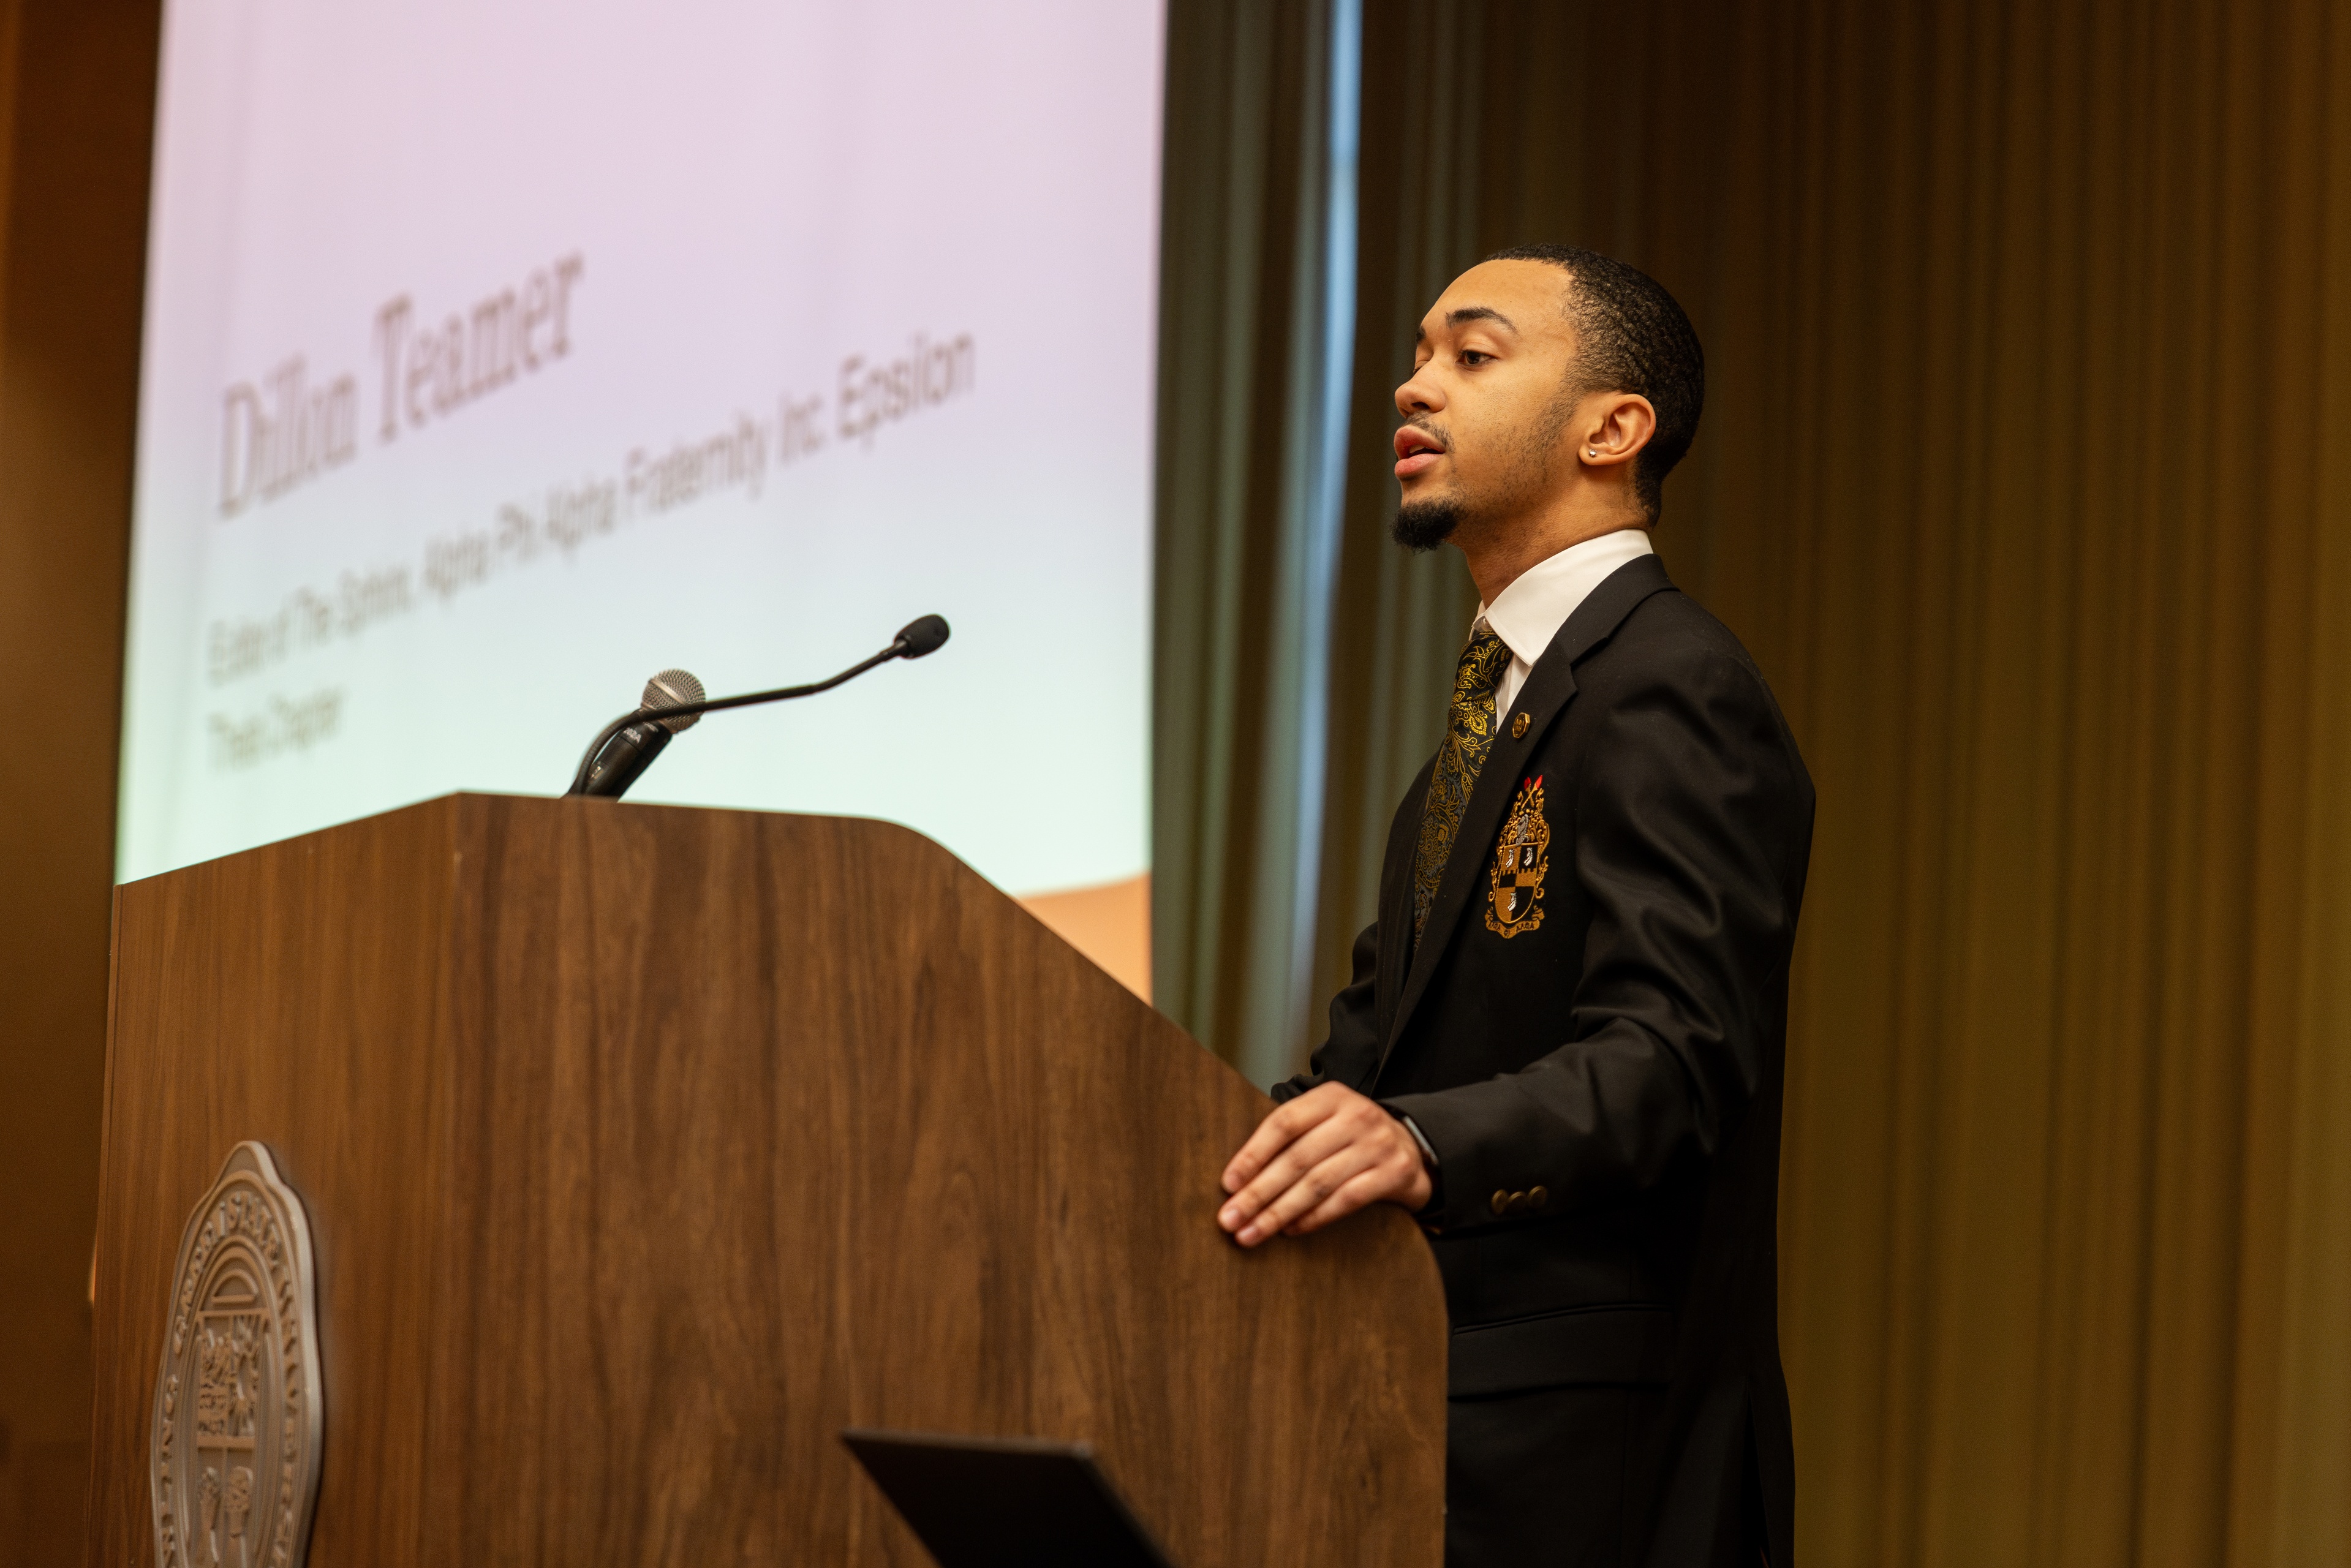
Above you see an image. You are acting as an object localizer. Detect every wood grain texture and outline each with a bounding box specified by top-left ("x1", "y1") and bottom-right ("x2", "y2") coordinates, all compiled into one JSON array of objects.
[{"x1": 88, "y1": 795, "x2": 1447, "y2": 1566}]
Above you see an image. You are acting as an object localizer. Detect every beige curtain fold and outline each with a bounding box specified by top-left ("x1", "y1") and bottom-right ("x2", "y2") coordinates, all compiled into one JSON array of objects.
[{"x1": 1656, "y1": 4, "x2": 2351, "y2": 1561}]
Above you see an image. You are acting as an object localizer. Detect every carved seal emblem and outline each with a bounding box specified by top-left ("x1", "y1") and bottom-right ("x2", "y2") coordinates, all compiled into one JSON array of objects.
[
  {"x1": 150, "y1": 1142, "x2": 322, "y2": 1568},
  {"x1": 1486, "y1": 775, "x2": 1550, "y2": 938}
]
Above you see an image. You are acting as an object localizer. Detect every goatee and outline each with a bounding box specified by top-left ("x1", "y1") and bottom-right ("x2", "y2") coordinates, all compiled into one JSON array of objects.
[{"x1": 1392, "y1": 496, "x2": 1465, "y2": 552}]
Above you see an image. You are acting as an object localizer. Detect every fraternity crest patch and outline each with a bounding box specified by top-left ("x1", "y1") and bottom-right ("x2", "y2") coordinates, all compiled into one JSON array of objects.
[
  {"x1": 1486, "y1": 775, "x2": 1550, "y2": 938},
  {"x1": 151, "y1": 1142, "x2": 323, "y2": 1568}
]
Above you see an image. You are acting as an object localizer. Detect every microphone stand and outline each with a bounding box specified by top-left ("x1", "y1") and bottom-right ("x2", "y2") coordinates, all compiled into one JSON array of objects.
[{"x1": 564, "y1": 631, "x2": 928, "y2": 798}]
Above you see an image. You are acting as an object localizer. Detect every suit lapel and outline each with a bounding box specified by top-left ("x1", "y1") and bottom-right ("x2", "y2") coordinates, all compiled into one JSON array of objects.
[
  {"x1": 1372, "y1": 755, "x2": 1436, "y2": 1047},
  {"x1": 1375, "y1": 554, "x2": 1677, "y2": 1076}
]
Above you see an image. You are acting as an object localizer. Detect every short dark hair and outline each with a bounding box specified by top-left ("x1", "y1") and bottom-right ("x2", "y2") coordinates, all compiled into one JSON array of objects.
[{"x1": 1484, "y1": 243, "x2": 1704, "y2": 520}]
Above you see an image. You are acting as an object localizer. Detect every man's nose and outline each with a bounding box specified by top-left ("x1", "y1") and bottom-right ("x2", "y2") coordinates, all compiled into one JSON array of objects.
[{"x1": 1395, "y1": 369, "x2": 1443, "y2": 415}]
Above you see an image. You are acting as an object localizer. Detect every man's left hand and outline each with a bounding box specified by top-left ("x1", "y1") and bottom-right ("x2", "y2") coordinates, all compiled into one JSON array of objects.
[{"x1": 1217, "y1": 1083, "x2": 1433, "y2": 1246}]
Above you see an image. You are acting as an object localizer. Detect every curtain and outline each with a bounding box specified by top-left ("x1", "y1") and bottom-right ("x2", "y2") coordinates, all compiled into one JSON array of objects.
[
  {"x1": 1152, "y1": 0, "x2": 1357, "y2": 1086},
  {"x1": 0, "y1": 1, "x2": 159, "y2": 1561},
  {"x1": 1573, "y1": 4, "x2": 2351, "y2": 1561},
  {"x1": 1664, "y1": 3, "x2": 2351, "y2": 1559},
  {"x1": 1158, "y1": 0, "x2": 2351, "y2": 1559},
  {"x1": 1307, "y1": 3, "x2": 1487, "y2": 1035}
]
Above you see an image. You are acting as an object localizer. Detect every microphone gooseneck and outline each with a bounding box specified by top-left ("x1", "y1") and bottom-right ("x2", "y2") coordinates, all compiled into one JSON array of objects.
[{"x1": 564, "y1": 617, "x2": 952, "y2": 799}]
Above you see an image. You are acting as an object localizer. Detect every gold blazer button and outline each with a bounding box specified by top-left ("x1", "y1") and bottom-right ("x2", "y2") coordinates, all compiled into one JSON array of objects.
[
  {"x1": 1511, "y1": 712, "x2": 1530, "y2": 739},
  {"x1": 1528, "y1": 1185, "x2": 1549, "y2": 1210},
  {"x1": 1490, "y1": 1189, "x2": 1511, "y2": 1216}
]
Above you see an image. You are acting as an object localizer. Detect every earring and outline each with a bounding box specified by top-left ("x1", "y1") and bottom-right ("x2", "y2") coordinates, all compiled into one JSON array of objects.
[{"x1": 1587, "y1": 448, "x2": 1598, "y2": 457}]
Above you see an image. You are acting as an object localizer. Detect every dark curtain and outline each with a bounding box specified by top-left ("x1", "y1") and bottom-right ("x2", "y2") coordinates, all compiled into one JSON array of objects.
[
  {"x1": 1152, "y1": 0, "x2": 1355, "y2": 1086},
  {"x1": 0, "y1": 1, "x2": 160, "y2": 1561},
  {"x1": 1308, "y1": 4, "x2": 1487, "y2": 1042}
]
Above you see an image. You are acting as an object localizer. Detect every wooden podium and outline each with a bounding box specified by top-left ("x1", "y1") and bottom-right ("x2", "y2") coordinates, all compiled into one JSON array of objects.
[{"x1": 84, "y1": 795, "x2": 1446, "y2": 1566}]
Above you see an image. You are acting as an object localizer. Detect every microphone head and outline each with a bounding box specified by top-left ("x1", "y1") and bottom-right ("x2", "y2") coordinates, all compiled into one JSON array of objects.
[
  {"x1": 894, "y1": 614, "x2": 951, "y2": 660},
  {"x1": 641, "y1": 668, "x2": 706, "y2": 732}
]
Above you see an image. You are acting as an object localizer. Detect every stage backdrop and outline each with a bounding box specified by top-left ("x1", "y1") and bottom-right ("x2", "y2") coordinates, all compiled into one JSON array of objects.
[{"x1": 117, "y1": 0, "x2": 1163, "y2": 906}]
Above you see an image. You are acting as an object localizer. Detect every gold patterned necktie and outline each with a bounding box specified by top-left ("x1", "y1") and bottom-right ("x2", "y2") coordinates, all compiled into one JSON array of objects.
[{"x1": 1413, "y1": 625, "x2": 1512, "y2": 939}]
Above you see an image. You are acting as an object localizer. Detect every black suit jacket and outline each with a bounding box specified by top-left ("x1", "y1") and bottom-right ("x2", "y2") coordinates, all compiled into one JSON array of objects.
[{"x1": 1277, "y1": 556, "x2": 1814, "y2": 1567}]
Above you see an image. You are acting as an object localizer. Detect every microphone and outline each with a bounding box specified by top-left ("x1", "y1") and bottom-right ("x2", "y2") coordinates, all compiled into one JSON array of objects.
[
  {"x1": 573, "y1": 669, "x2": 706, "y2": 799},
  {"x1": 895, "y1": 613, "x2": 949, "y2": 658},
  {"x1": 564, "y1": 615, "x2": 952, "y2": 799}
]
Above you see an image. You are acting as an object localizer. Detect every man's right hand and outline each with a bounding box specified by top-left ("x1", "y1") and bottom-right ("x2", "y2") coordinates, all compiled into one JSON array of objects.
[{"x1": 1216, "y1": 1083, "x2": 1432, "y2": 1247}]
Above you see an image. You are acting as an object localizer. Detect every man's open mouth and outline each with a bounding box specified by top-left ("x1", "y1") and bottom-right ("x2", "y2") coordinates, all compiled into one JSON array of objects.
[{"x1": 1394, "y1": 424, "x2": 1446, "y2": 479}]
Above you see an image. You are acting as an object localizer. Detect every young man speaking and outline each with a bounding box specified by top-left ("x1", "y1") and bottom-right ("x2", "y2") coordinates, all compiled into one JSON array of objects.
[{"x1": 1217, "y1": 246, "x2": 1815, "y2": 1567}]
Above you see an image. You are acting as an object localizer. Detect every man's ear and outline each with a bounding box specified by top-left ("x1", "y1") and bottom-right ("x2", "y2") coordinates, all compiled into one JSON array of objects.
[{"x1": 1579, "y1": 393, "x2": 1657, "y2": 467}]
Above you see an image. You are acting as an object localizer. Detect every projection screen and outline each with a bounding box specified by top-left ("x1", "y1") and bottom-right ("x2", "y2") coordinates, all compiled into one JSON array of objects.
[{"x1": 118, "y1": 0, "x2": 1163, "y2": 903}]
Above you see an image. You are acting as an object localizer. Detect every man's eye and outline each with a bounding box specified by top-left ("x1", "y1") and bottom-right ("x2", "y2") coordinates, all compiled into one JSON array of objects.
[{"x1": 1460, "y1": 349, "x2": 1492, "y2": 366}]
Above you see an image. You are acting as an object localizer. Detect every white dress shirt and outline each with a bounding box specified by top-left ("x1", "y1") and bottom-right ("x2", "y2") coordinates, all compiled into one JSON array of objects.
[{"x1": 1476, "y1": 528, "x2": 1656, "y2": 718}]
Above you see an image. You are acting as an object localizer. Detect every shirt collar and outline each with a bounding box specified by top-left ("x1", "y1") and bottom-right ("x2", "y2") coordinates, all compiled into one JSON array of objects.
[{"x1": 1474, "y1": 527, "x2": 1657, "y2": 667}]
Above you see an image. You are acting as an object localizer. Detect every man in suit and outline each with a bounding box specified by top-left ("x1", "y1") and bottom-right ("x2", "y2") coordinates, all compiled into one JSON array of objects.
[{"x1": 1215, "y1": 245, "x2": 1814, "y2": 1567}]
